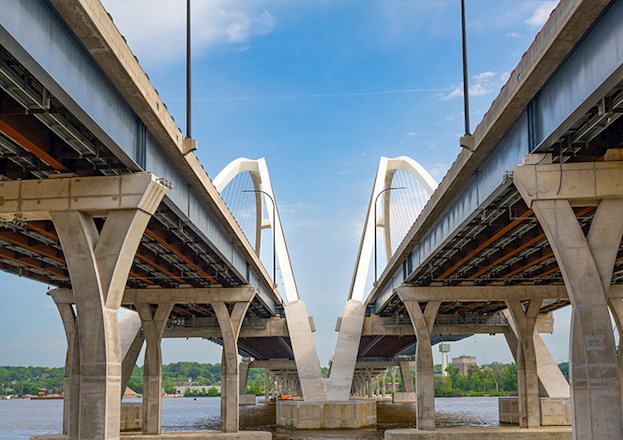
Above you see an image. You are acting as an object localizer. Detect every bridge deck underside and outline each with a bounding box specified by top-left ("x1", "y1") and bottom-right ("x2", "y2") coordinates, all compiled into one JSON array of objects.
[
  {"x1": 378, "y1": 186, "x2": 623, "y2": 321},
  {"x1": 209, "y1": 336, "x2": 294, "y2": 360},
  {"x1": 0, "y1": 44, "x2": 274, "y2": 320},
  {"x1": 357, "y1": 334, "x2": 470, "y2": 360},
  {"x1": 368, "y1": 184, "x2": 623, "y2": 362}
]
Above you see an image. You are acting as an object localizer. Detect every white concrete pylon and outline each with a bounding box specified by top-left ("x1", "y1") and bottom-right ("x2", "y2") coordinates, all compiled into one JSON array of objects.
[
  {"x1": 349, "y1": 156, "x2": 437, "y2": 303},
  {"x1": 215, "y1": 158, "x2": 327, "y2": 401},
  {"x1": 214, "y1": 157, "x2": 300, "y2": 303},
  {"x1": 326, "y1": 156, "x2": 436, "y2": 402}
]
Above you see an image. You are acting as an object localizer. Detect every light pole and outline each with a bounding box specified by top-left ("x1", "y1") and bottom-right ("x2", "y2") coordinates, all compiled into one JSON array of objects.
[
  {"x1": 243, "y1": 189, "x2": 276, "y2": 284},
  {"x1": 186, "y1": 0, "x2": 192, "y2": 139},
  {"x1": 461, "y1": 0, "x2": 471, "y2": 136},
  {"x1": 374, "y1": 187, "x2": 405, "y2": 283}
]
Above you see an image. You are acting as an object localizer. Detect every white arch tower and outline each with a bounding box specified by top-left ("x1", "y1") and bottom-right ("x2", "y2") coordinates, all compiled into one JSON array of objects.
[
  {"x1": 214, "y1": 158, "x2": 327, "y2": 400},
  {"x1": 327, "y1": 156, "x2": 437, "y2": 400}
]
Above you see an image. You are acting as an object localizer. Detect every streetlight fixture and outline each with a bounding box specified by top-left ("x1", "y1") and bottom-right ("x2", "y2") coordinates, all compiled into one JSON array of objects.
[
  {"x1": 374, "y1": 187, "x2": 405, "y2": 283},
  {"x1": 461, "y1": 0, "x2": 471, "y2": 136},
  {"x1": 243, "y1": 189, "x2": 277, "y2": 284}
]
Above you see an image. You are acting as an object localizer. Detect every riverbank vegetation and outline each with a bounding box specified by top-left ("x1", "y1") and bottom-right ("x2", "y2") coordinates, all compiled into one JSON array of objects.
[
  {"x1": 434, "y1": 363, "x2": 518, "y2": 397},
  {"x1": 1, "y1": 361, "x2": 569, "y2": 397}
]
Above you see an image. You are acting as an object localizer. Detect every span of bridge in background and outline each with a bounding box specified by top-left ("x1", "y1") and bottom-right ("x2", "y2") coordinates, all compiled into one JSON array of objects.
[{"x1": 214, "y1": 157, "x2": 327, "y2": 401}]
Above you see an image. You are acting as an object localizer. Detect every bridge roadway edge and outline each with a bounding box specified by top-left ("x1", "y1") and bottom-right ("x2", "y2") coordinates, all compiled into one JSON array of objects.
[{"x1": 0, "y1": 0, "x2": 281, "y2": 312}]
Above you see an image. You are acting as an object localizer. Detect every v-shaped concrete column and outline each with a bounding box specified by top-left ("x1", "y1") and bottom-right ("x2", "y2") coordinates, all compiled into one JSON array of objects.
[
  {"x1": 505, "y1": 299, "x2": 542, "y2": 428},
  {"x1": 212, "y1": 300, "x2": 250, "y2": 432},
  {"x1": 398, "y1": 359, "x2": 415, "y2": 393},
  {"x1": 119, "y1": 311, "x2": 144, "y2": 398},
  {"x1": 326, "y1": 299, "x2": 366, "y2": 400},
  {"x1": 135, "y1": 302, "x2": 173, "y2": 435},
  {"x1": 285, "y1": 300, "x2": 328, "y2": 401},
  {"x1": 515, "y1": 151, "x2": 623, "y2": 440},
  {"x1": 400, "y1": 298, "x2": 440, "y2": 430},
  {"x1": 35, "y1": 173, "x2": 167, "y2": 440},
  {"x1": 503, "y1": 310, "x2": 570, "y2": 400}
]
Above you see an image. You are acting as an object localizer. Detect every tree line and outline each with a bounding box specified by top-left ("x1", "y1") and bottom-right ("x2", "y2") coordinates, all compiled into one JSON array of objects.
[{"x1": 1, "y1": 361, "x2": 570, "y2": 397}]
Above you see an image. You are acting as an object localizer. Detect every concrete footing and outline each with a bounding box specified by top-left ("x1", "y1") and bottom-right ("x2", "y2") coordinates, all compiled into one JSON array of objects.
[
  {"x1": 121, "y1": 402, "x2": 143, "y2": 432},
  {"x1": 239, "y1": 394, "x2": 257, "y2": 405},
  {"x1": 384, "y1": 427, "x2": 571, "y2": 440},
  {"x1": 276, "y1": 400, "x2": 376, "y2": 429},
  {"x1": 393, "y1": 392, "x2": 417, "y2": 403},
  {"x1": 31, "y1": 432, "x2": 272, "y2": 440},
  {"x1": 499, "y1": 397, "x2": 571, "y2": 426}
]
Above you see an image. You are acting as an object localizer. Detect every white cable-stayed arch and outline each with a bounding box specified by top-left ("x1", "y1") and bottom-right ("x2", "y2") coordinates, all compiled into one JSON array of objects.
[
  {"x1": 349, "y1": 156, "x2": 437, "y2": 302},
  {"x1": 214, "y1": 158, "x2": 300, "y2": 303}
]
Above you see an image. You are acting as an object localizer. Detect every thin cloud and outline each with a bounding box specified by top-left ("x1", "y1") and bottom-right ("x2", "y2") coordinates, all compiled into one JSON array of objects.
[
  {"x1": 101, "y1": 0, "x2": 277, "y2": 66},
  {"x1": 526, "y1": 1, "x2": 558, "y2": 27},
  {"x1": 439, "y1": 71, "x2": 501, "y2": 101}
]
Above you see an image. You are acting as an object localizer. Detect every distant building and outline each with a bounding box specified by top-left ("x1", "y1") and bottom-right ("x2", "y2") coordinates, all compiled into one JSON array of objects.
[{"x1": 452, "y1": 355, "x2": 477, "y2": 375}]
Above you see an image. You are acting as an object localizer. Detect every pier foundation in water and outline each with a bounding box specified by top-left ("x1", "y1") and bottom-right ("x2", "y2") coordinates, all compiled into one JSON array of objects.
[{"x1": 276, "y1": 400, "x2": 377, "y2": 429}]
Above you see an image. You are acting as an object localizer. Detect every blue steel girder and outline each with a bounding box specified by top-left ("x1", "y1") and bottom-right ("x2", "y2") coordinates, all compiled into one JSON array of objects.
[
  {"x1": 371, "y1": 0, "x2": 623, "y2": 313},
  {"x1": 0, "y1": 0, "x2": 280, "y2": 314}
]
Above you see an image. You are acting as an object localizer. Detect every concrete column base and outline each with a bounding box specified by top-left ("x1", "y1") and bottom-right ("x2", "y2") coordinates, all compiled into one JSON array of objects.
[
  {"x1": 499, "y1": 397, "x2": 571, "y2": 426},
  {"x1": 239, "y1": 394, "x2": 257, "y2": 405},
  {"x1": 385, "y1": 427, "x2": 571, "y2": 440},
  {"x1": 276, "y1": 400, "x2": 376, "y2": 429},
  {"x1": 121, "y1": 402, "x2": 142, "y2": 432},
  {"x1": 31, "y1": 432, "x2": 272, "y2": 440},
  {"x1": 393, "y1": 392, "x2": 417, "y2": 403}
]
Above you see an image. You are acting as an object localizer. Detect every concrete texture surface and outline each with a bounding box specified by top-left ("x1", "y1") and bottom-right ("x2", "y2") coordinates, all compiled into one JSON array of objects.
[
  {"x1": 276, "y1": 400, "x2": 376, "y2": 429},
  {"x1": 385, "y1": 426, "x2": 571, "y2": 440}
]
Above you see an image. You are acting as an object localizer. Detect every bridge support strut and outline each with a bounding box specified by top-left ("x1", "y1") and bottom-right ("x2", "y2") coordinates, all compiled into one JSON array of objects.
[
  {"x1": 213, "y1": 300, "x2": 250, "y2": 432},
  {"x1": 55, "y1": 301, "x2": 80, "y2": 438},
  {"x1": 515, "y1": 151, "x2": 623, "y2": 440},
  {"x1": 400, "y1": 297, "x2": 440, "y2": 430},
  {"x1": 505, "y1": 299, "x2": 542, "y2": 428},
  {"x1": 136, "y1": 303, "x2": 173, "y2": 435}
]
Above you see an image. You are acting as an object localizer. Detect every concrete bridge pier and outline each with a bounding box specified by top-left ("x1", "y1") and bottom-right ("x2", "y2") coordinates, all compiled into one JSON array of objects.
[
  {"x1": 505, "y1": 300, "x2": 542, "y2": 428},
  {"x1": 135, "y1": 303, "x2": 173, "y2": 434},
  {"x1": 54, "y1": 300, "x2": 80, "y2": 438},
  {"x1": 391, "y1": 367, "x2": 398, "y2": 396},
  {"x1": 53, "y1": 299, "x2": 147, "y2": 437},
  {"x1": 400, "y1": 297, "x2": 441, "y2": 430},
  {"x1": 50, "y1": 176, "x2": 166, "y2": 440},
  {"x1": 0, "y1": 177, "x2": 161, "y2": 440},
  {"x1": 0, "y1": 174, "x2": 169, "y2": 440},
  {"x1": 515, "y1": 150, "x2": 623, "y2": 440},
  {"x1": 213, "y1": 300, "x2": 251, "y2": 432},
  {"x1": 119, "y1": 312, "x2": 145, "y2": 400}
]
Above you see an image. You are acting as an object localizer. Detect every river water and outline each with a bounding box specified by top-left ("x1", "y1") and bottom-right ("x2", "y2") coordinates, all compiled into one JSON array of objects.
[{"x1": 0, "y1": 396, "x2": 500, "y2": 440}]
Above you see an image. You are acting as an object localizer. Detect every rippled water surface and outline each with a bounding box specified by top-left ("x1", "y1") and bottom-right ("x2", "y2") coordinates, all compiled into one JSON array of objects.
[{"x1": 0, "y1": 396, "x2": 500, "y2": 440}]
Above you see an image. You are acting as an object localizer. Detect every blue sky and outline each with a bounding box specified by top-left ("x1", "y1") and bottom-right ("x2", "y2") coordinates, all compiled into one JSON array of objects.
[{"x1": 0, "y1": 0, "x2": 573, "y2": 368}]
